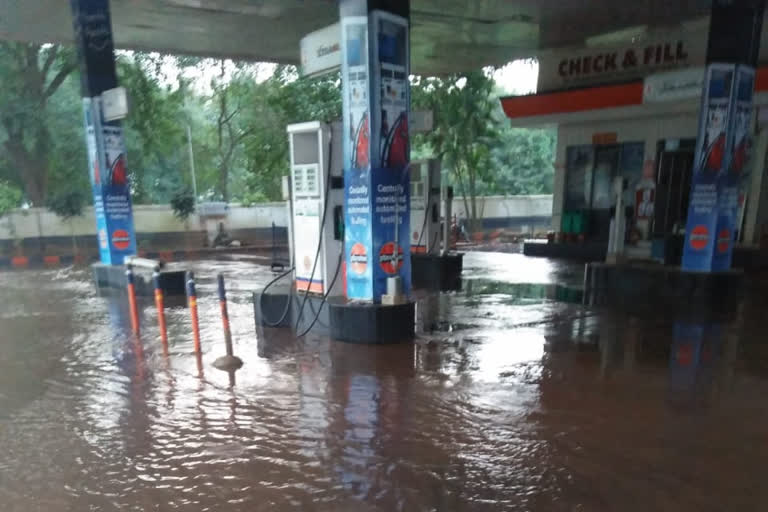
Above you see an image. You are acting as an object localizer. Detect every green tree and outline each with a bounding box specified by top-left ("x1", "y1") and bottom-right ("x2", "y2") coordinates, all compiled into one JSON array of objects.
[
  {"x1": 117, "y1": 52, "x2": 190, "y2": 204},
  {"x1": 0, "y1": 42, "x2": 78, "y2": 205},
  {"x1": 412, "y1": 71, "x2": 500, "y2": 231},
  {"x1": 203, "y1": 61, "x2": 262, "y2": 203},
  {"x1": 0, "y1": 181, "x2": 22, "y2": 217},
  {"x1": 46, "y1": 188, "x2": 87, "y2": 256},
  {"x1": 488, "y1": 126, "x2": 556, "y2": 196},
  {"x1": 239, "y1": 65, "x2": 342, "y2": 204}
]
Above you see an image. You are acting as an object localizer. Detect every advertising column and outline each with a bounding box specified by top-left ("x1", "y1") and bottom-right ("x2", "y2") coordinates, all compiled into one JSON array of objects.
[
  {"x1": 681, "y1": 65, "x2": 736, "y2": 272},
  {"x1": 681, "y1": 0, "x2": 764, "y2": 273},
  {"x1": 711, "y1": 67, "x2": 755, "y2": 271},
  {"x1": 71, "y1": 0, "x2": 136, "y2": 265},
  {"x1": 340, "y1": 0, "x2": 410, "y2": 302}
]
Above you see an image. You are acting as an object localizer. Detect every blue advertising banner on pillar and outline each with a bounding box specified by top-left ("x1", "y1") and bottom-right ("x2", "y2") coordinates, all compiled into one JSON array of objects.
[
  {"x1": 83, "y1": 98, "x2": 136, "y2": 265},
  {"x1": 72, "y1": 0, "x2": 136, "y2": 266},
  {"x1": 682, "y1": 64, "x2": 735, "y2": 272},
  {"x1": 712, "y1": 66, "x2": 754, "y2": 272},
  {"x1": 341, "y1": 9, "x2": 410, "y2": 302}
]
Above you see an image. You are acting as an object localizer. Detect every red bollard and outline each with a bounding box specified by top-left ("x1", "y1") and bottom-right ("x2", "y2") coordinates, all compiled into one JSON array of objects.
[
  {"x1": 126, "y1": 267, "x2": 140, "y2": 336},
  {"x1": 154, "y1": 271, "x2": 169, "y2": 355},
  {"x1": 186, "y1": 271, "x2": 202, "y2": 354}
]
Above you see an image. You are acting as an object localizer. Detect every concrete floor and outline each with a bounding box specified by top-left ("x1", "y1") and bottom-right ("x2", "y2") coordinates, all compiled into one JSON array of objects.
[{"x1": 0, "y1": 251, "x2": 766, "y2": 511}]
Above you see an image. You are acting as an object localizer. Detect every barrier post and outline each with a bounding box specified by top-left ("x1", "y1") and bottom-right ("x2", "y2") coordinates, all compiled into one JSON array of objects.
[
  {"x1": 126, "y1": 266, "x2": 140, "y2": 336},
  {"x1": 218, "y1": 274, "x2": 234, "y2": 357},
  {"x1": 213, "y1": 273, "x2": 243, "y2": 371},
  {"x1": 154, "y1": 270, "x2": 169, "y2": 354},
  {"x1": 186, "y1": 271, "x2": 202, "y2": 354}
]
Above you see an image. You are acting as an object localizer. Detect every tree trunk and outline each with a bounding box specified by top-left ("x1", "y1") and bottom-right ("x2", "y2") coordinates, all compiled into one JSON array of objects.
[
  {"x1": 5, "y1": 137, "x2": 49, "y2": 206},
  {"x1": 454, "y1": 164, "x2": 471, "y2": 240},
  {"x1": 218, "y1": 162, "x2": 230, "y2": 203}
]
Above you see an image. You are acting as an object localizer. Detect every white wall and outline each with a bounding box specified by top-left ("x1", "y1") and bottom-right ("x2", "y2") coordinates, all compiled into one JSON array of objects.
[
  {"x1": 451, "y1": 195, "x2": 552, "y2": 220},
  {"x1": 0, "y1": 197, "x2": 547, "y2": 242},
  {"x1": 0, "y1": 203, "x2": 289, "y2": 241},
  {"x1": 552, "y1": 112, "x2": 699, "y2": 231}
]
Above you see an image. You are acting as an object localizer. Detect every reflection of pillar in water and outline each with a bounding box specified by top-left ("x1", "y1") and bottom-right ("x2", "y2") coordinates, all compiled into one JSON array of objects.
[
  {"x1": 623, "y1": 316, "x2": 639, "y2": 372},
  {"x1": 327, "y1": 343, "x2": 414, "y2": 501},
  {"x1": 414, "y1": 293, "x2": 440, "y2": 333},
  {"x1": 719, "y1": 302, "x2": 743, "y2": 392},
  {"x1": 339, "y1": 374, "x2": 380, "y2": 498},
  {"x1": 668, "y1": 322, "x2": 720, "y2": 410},
  {"x1": 297, "y1": 352, "x2": 331, "y2": 460}
]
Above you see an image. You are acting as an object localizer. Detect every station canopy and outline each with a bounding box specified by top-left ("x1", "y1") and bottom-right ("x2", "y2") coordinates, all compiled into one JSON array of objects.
[{"x1": 0, "y1": 0, "x2": 712, "y2": 74}]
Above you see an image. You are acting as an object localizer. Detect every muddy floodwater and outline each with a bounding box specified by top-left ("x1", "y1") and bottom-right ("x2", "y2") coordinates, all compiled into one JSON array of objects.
[{"x1": 1, "y1": 252, "x2": 767, "y2": 511}]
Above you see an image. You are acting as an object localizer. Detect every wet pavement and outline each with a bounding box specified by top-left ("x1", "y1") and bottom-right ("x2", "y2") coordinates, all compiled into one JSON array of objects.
[{"x1": 1, "y1": 252, "x2": 767, "y2": 511}]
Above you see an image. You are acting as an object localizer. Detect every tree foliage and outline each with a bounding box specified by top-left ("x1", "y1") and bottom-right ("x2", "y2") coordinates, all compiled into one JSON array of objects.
[
  {"x1": 0, "y1": 46, "x2": 553, "y2": 226},
  {"x1": 0, "y1": 181, "x2": 22, "y2": 217},
  {"x1": 412, "y1": 71, "x2": 500, "y2": 229},
  {"x1": 45, "y1": 189, "x2": 86, "y2": 219},
  {"x1": 412, "y1": 71, "x2": 555, "y2": 229},
  {"x1": 0, "y1": 42, "x2": 78, "y2": 206},
  {"x1": 170, "y1": 190, "x2": 195, "y2": 221}
]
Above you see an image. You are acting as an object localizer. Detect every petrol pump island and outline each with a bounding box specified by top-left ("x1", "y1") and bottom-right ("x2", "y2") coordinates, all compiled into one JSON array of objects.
[{"x1": 253, "y1": 119, "x2": 462, "y2": 344}]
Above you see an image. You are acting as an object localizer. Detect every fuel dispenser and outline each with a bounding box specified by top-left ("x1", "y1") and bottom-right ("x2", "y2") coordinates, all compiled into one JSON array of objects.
[
  {"x1": 256, "y1": 119, "x2": 461, "y2": 342},
  {"x1": 286, "y1": 121, "x2": 345, "y2": 298},
  {"x1": 409, "y1": 159, "x2": 442, "y2": 254}
]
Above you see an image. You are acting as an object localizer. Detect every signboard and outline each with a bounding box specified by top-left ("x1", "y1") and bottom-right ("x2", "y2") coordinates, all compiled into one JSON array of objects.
[
  {"x1": 644, "y1": 67, "x2": 705, "y2": 103},
  {"x1": 342, "y1": 15, "x2": 374, "y2": 300},
  {"x1": 83, "y1": 97, "x2": 136, "y2": 265},
  {"x1": 682, "y1": 64, "x2": 736, "y2": 272},
  {"x1": 342, "y1": 10, "x2": 411, "y2": 302},
  {"x1": 592, "y1": 132, "x2": 617, "y2": 145},
  {"x1": 300, "y1": 23, "x2": 341, "y2": 78},
  {"x1": 101, "y1": 86, "x2": 129, "y2": 121},
  {"x1": 538, "y1": 36, "x2": 706, "y2": 91},
  {"x1": 712, "y1": 66, "x2": 755, "y2": 271}
]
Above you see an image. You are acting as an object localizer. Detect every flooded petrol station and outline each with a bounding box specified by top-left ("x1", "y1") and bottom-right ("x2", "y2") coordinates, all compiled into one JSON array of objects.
[
  {"x1": 1, "y1": 252, "x2": 767, "y2": 511},
  {"x1": 3, "y1": 0, "x2": 768, "y2": 510}
]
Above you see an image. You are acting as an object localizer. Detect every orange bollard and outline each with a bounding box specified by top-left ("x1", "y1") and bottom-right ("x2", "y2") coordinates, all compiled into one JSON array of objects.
[
  {"x1": 186, "y1": 271, "x2": 202, "y2": 354},
  {"x1": 154, "y1": 271, "x2": 169, "y2": 355},
  {"x1": 126, "y1": 267, "x2": 140, "y2": 336}
]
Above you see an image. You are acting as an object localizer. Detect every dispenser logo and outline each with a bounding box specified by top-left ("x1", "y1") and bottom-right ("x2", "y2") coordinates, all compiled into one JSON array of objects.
[
  {"x1": 350, "y1": 243, "x2": 368, "y2": 275},
  {"x1": 689, "y1": 225, "x2": 709, "y2": 251},
  {"x1": 379, "y1": 242, "x2": 404, "y2": 274},
  {"x1": 111, "y1": 229, "x2": 131, "y2": 250},
  {"x1": 717, "y1": 228, "x2": 731, "y2": 254}
]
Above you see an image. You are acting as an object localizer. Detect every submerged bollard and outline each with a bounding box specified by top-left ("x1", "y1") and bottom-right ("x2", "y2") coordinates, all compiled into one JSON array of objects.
[
  {"x1": 154, "y1": 270, "x2": 169, "y2": 354},
  {"x1": 213, "y1": 273, "x2": 244, "y2": 371},
  {"x1": 126, "y1": 266, "x2": 140, "y2": 336},
  {"x1": 186, "y1": 271, "x2": 202, "y2": 354}
]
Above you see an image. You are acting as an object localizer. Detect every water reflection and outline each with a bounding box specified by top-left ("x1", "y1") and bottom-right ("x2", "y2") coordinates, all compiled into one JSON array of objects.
[{"x1": 0, "y1": 253, "x2": 767, "y2": 510}]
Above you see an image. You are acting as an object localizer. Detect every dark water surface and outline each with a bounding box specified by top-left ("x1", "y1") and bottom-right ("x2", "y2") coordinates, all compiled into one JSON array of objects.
[{"x1": 1, "y1": 252, "x2": 767, "y2": 511}]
